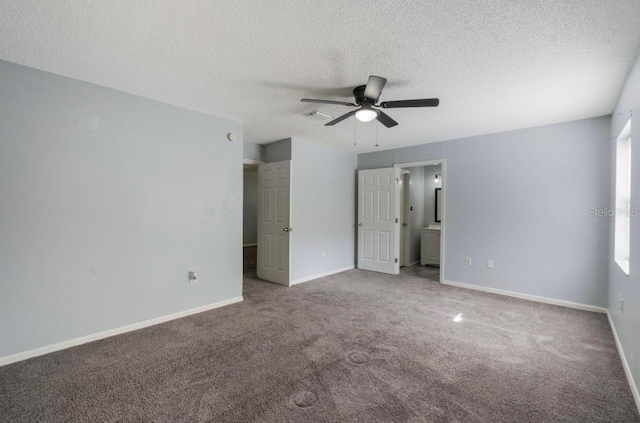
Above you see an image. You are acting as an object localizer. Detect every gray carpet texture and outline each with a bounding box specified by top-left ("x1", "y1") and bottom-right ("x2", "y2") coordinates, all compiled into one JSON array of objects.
[{"x1": 1, "y1": 267, "x2": 639, "y2": 422}]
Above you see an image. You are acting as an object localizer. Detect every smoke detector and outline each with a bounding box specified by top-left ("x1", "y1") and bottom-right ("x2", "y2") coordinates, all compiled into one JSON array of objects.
[{"x1": 303, "y1": 109, "x2": 334, "y2": 121}]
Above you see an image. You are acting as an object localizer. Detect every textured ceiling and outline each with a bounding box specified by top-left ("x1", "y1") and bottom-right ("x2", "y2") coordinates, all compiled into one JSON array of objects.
[{"x1": 1, "y1": 1, "x2": 640, "y2": 153}]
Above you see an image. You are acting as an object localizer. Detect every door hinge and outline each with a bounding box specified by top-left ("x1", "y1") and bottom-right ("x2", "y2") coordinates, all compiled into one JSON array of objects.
[
  {"x1": 395, "y1": 218, "x2": 399, "y2": 223},
  {"x1": 395, "y1": 258, "x2": 398, "y2": 263},
  {"x1": 396, "y1": 178, "x2": 399, "y2": 184}
]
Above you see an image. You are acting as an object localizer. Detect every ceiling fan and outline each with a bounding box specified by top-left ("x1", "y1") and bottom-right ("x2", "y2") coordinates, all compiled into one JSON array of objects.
[{"x1": 301, "y1": 75, "x2": 439, "y2": 128}]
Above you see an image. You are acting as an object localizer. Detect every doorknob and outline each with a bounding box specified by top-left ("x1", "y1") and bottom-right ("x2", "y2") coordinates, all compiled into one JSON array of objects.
[
  {"x1": 358, "y1": 223, "x2": 363, "y2": 226},
  {"x1": 283, "y1": 227, "x2": 292, "y2": 232}
]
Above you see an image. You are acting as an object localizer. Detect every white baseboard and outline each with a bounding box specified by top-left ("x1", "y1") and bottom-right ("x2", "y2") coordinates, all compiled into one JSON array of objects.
[
  {"x1": 243, "y1": 243, "x2": 257, "y2": 247},
  {"x1": 0, "y1": 296, "x2": 244, "y2": 367},
  {"x1": 290, "y1": 265, "x2": 355, "y2": 286},
  {"x1": 607, "y1": 311, "x2": 640, "y2": 415},
  {"x1": 408, "y1": 260, "x2": 420, "y2": 266},
  {"x1": 442, "y1": 280, "x2": 607, "y2": 313}
]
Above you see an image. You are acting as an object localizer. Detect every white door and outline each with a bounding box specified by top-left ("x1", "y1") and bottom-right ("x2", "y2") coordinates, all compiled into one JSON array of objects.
[
  {"x1": 357, "y1": 167, "x2": 401, "y2": 275},
  {"x1": 257, "y1": 160, "x2": 291, "y2": 286}
]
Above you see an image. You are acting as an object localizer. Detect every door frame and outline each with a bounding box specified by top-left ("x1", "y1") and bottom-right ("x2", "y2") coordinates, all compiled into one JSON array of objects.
[
  {"x1": 400, "y1": 171, "x2": 411, "y2": 267},
  {"x1": 394, "y1": 159, "x2": 446, "y2": 283},
  {"x1": 243, "y1": 159, "x2": 264, "y2": 166}
]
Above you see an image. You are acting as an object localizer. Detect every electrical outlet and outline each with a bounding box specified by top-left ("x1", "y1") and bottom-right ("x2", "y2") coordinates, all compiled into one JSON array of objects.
[
  {"x1": 327, "y1": 249, "x2": 333, "y2": 256},
  {"x1": 322, "y1": 250, "x2": 326, "y2": 257},
  {"x1": 465, "y1": 257, "x2": 472, "y2": 266},
  {"x1": 189, "y1": 271, "x2": 197, "y2": 284},
  {"x1": 487, "y1": 260, "x2": 494, "y2": 269}
]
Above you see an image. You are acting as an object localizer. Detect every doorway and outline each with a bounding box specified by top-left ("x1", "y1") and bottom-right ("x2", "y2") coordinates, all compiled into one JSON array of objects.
[
  {"x1": 395, "y1": 160, "x2": 445, "y2": 283},
  {"x1": 243, "y1": 159, "x2": 262, "y2": 276},
  {"x1": 243, "y1": 158, "x2": 293, "y2": 286}
]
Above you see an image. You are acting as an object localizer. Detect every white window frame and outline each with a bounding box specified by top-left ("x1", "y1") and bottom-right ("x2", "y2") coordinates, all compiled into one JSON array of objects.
[{"x1": 614, "y1": 119, "x2": 632, "y2": 276}]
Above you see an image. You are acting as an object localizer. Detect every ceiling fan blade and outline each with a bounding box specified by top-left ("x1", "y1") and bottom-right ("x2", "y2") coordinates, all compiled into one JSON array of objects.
[
  {"x1": 363, "y1": 76, "x2": 387, "y2": 101},
  {"x1": 376, "y1": 110, "x2": 398, "y2": 128},
  {"x1": 379, "y1": 98, "x2": 439, "y2": 108},
  {"x1": 325, "y1": 111, "x2": 356, "y2": 126},
  {"x1": 301, "y1": 98, "x2": 356, "y2": 106}
]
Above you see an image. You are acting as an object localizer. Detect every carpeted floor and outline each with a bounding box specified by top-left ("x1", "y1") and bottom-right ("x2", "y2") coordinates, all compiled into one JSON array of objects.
[
  {"x1": 404, "y1": 264, "x2": 440, "y2": 282},
  {"x1": 243, "y1": 246, "x2": 257, "y2": 275},
  {"x1": 1, "y1": 268, "x2": 638, "y2": 422},
  {"x1": 245, "y1": 245, "x2": 441, "y2": 282}
]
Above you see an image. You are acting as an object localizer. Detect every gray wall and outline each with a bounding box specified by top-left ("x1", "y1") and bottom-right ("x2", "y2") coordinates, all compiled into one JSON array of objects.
[
  {"x1": 243, "y1": 142, "x2": 263, "y2": 161},
  {"x1": 243, "y1": 168, "x2": 258, "y2": 245},
  {"x1": 406, "y1": 167, "x2": 425, "y2": 264},
  {"x1": 609, "y1": 52, "x2": 640, "y2": 397},
  {"x1": 424, "y1": 164, "x2": 442, "y2": 227},
  {"x1": 0, "y1": 60, "x2": 243, "y2": 357},
  {"x1": 290, "y1": 138, "x2": 357, "y2": 282},
  {"x1": 263, "y1": 138, "x2": 292, "y2": 163},
  {"x1": 359, "y1": 116, "x2": 610, "y2": 307}
]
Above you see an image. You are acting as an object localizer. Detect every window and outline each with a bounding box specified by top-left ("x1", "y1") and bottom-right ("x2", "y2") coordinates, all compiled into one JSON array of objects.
[{"x1": 615, "y1": 119, "x2": 632, "y2": 275}]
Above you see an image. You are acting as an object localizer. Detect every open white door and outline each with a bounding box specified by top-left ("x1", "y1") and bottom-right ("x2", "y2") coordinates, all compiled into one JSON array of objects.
[
  {"x1": 257, "y1": 160, "x2": 291, "y2": 286},
  {"x1": 357, "y1": 167, "x2": 401, "y2": 275}
]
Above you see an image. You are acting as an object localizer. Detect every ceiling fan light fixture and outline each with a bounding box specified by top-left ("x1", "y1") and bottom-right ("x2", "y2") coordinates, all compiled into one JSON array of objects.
[
  {"x1": 355, "y1": 107, "x2": 378, "y2": 122},
  {"x1": 301, "y1": 75, "x2": 439, "y2": 129}
]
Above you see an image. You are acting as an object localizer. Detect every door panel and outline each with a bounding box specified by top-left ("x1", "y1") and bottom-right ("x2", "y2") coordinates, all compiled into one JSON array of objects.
[
  {"x1": 378, "y1": 231, "x2": 391, "y2": 262},
  {"x1": 379, "y1": 190, "x2": 391, "y2": 221},
  {"x1": 276, "y1": 187, "x2": 286, "y2": 222},
  {"x1": 363, "y1": 230, "x2": 374, "y2": 259},
  {"x1": 263, "y1": 189, "x2": 272, "y2": 222},
  {"x1": 363, "y1": 191, "x2": 374, "y2": 220},
  {"x1": 357, "y1": 167, "x2": 400, "y2": 274},
  {"x1": 275, "y1": 235, "x2": 286, "y2": 271},
  {"x1": 257, "y1": 160, "x2": 291, "y2": 285},
  {"x1": 262, "y1": 234, "x2": 272, "y2": 268}
]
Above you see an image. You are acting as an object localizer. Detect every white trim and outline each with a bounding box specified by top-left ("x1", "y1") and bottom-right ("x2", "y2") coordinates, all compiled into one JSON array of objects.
[
  {"x1": 408, "y1": 260, "x2": 420, "y2": 266},
  {"x1": 290, "y1": 265, "x2": 354, "y2": 286},
  {"x1": 243, "y1": 243, "x2": 257, "y2": 247},
  {"x1": 607, "y1": 310, "x2": 640, "y2": 414},
  {"x1": 442, "y1": 280, "x2": 607, "y2": 313},
  {"x1": 439, "y1": 160, "x2": 446, "y2": 284},
  {"x1": 243, "y1": 158, "x2": 264, "y2": 166},
  {"x1": 0, "y1": 296, "x2": 244, "y2": 367},
  {"x1": 394, "y1": 159, "x2": 444, "y2": 168}
]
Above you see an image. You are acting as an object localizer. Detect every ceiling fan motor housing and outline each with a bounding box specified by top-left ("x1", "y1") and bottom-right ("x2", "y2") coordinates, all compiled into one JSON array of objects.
[{"x1": 353, "y1": 85, "x2": 377, "y2": 105}]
